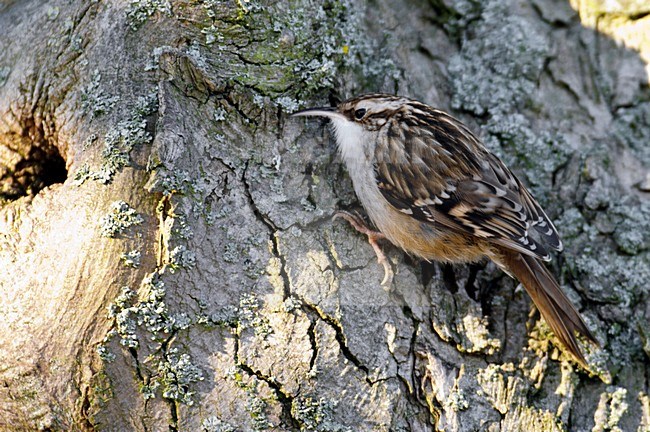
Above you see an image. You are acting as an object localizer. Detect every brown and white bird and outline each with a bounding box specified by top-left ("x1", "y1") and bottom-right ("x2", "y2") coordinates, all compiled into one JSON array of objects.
[{"x1": 294, "y1": 93, "x2": 597, "y2": 365}]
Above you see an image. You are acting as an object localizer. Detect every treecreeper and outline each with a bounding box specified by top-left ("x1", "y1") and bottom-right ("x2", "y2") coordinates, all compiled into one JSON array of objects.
[{"x1": 293, "y1": 94, "x2": 598, "y2": 366}]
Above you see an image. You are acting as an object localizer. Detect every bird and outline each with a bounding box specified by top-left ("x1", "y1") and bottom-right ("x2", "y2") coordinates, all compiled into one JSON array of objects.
[{"x1": 293, "y1": 93, "x2": 597, "y2": 366}]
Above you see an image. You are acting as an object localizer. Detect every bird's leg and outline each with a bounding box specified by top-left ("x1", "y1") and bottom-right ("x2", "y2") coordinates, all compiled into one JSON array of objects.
[{"x1": 333, "y1": 210, "x2": 393, "y2": 286}]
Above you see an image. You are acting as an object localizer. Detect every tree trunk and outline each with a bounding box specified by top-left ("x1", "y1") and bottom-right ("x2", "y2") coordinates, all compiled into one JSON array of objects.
[{"x1": 1, "y1": 0, "x2": 649, "y2": 430}]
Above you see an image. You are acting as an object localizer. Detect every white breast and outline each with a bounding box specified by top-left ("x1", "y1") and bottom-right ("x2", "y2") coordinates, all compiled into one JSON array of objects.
[{"x1": 330, "y1": 119, "x2": 391, "y2": 229}]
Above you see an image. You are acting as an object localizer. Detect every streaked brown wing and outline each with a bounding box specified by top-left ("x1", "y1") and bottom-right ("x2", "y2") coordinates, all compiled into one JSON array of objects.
[{"x1": 374, "y1": 108, "x2": 562, "y2": 261}]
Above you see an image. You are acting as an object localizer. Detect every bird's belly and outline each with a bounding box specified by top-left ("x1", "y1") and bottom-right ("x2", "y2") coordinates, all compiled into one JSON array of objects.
[
  {"x1": 349, "y1": 164, "x2": 488, "y2": 263},
  {"x1": 373, "y1": 206, "x2": 488, "y2": 264}
]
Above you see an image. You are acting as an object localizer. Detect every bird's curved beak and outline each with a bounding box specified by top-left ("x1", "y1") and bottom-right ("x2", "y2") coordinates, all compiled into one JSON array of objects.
[{"x1": 291, "y1": 106, "x2": 345, "y2": 120}]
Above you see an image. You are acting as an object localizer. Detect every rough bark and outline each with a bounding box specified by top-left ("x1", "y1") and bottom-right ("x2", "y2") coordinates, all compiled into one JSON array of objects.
[{"x1": 0, "y1": 0, "x2": 649, "y2": 431}]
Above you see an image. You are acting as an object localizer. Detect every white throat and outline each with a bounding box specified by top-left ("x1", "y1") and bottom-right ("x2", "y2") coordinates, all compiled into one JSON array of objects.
[{"x1": 331, "y1": 118, "x2": 368, "y2": 168}]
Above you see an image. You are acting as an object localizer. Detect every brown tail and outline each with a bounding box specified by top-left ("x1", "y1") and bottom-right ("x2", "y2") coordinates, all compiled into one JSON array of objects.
[{"x1": 500, "y1": 250, "x2": 597, "y2": 366}]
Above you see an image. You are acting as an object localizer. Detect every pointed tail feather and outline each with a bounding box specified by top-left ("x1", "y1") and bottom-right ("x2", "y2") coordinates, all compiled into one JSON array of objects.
[{"x1": 499, "y1": 250, "x2": 596, "y2": 366}]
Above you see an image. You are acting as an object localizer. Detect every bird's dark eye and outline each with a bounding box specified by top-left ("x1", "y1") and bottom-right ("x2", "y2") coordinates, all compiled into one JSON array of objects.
[{"x1": 354, "y1": 108, "x2": 367, "y2": 120}]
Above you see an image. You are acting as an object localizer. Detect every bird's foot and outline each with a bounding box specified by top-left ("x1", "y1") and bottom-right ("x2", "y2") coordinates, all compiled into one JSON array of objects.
[{"x1": 333, "y1": 210, "x2": 393, "y2": 286}]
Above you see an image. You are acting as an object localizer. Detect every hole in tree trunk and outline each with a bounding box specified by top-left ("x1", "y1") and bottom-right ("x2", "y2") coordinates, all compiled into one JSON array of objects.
[{"x1": 0, "y1": 115, "x2": 67, "y2": 205}]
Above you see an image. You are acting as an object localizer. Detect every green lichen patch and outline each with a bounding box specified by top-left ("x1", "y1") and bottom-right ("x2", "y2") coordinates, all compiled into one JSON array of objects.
[
  {"x1": 136, "y1": 277, "x2": 191, "y2": 337},
  {"x1": 96, "y1": 345, "x2": 114, "y2": 362},
  {"x1": 96, "y1": 337, "x2": 117, "y2": 362},
  {"x1": 107, "y1": 286, "x2": 139, "y2": 348},
  {"x1": 185, "y1": 0, "x2": 397, "y2": 109},
  {"x1": 85, "y1": 369, "x2": 115, "y2": 425},
  {"x1": 104, "y1": 274, "x2": 207, "y2": 407},
  {"x1": 201, "y1": 304, "x2": 239, "y2": 329},
  {"x1": 72, "y1": 163, "x2": 92, "y2": 186},
  {"x1": 99, "y1": 200, "x2": 144, "y2": 238},
  {"x1": 171, "y1": 214, "x2": 194, "y2": 240},
  {"x1": 201, "y1": 1, "x2": 349, "y2": 96},
  {"x1": 83, "y1": 133, "x2": 99, "y2": 150},
  {"x1": 218, "y1": 228, "x2": 268, "y2": 279},
  {"x1": 148, "y1": 169, "x2": 203, "y2": 198},
  {"x1": 282, "y1": 295, "x2": 302, "y2": 313}
]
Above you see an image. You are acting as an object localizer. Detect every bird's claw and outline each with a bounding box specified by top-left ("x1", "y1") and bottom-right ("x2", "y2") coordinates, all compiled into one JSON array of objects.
[{"x1": 333, "y1": 210, "x2": 393, "y2": 286}]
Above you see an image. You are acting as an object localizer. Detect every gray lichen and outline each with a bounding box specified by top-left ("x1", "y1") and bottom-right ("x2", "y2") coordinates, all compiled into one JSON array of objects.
[
  {"x1": 126, "y1": 0, "x2": 172, "y2": 31},
  {"x1": 609, "y1": 200, "x2": 650, "y2": 255},
  {"x1": 171, "y1": 214, "x2": 194, "y2": 240},
  {"x1": 136, "y1": 276, "x2": 192, "y2": 337},
  {"x1": 80, "y1": 69, "x2": 120, "y2": 119},
  {"x1": 155, "y1": 348, "x2": 204, "y2": 406},
  {"x1": 107, "y1": 286, "x2": 139, "y2": 348},
  {"x1": 449, "y1": 0, "x2": 550, "y2": 116},
  {"x1": 106, "y1": 276, "x2": 191, "y2": 349},
  {"x1": 291, "y1": 396, "x2": 353, "y2": 432},
  {"x1": 103, "y1": 272, "x2": 206, "y2": 408},
  {"x1": 484, "y1": 113, "x2": 571, "y2": 197},
  {"x1": 168, "y1": 245, "x2": 196, "y2": 273},
  {"x1": 83, "y1": 133, "x2": 98, "y2": 150},
  {"x1": 120, "y1": 249, "x2": 142, "y2": 268},
  {"x1": 226, "y1": 367, "x2": 273, "y2": 431},
  {"x1": 99, "y1": 201, "x2": 143, "y2": 238},
  {"x1": 201, "y1": 416, "x2": 236, "y2": 432},
  {"x1": 237, "y1": 293, "x2": 272, "y2": 338},
  {"x1": 282, "y1": 295, "x2": 302, "y2": 313},
  {"x1": 72, "y1": 163, "x2": 92, "y2": 186},
  {"x1": 613, "y1": 102, "x2": 650, "y2": 170},
  {"x1": 74, "y1": 94, "x2": 157, "y2": 185},
  {"x1": 156, "y1": 169, "x2": 201, "y2": 197},
  {"x1": 96, "y1": 342, "x2": 116, "y2": 363}
]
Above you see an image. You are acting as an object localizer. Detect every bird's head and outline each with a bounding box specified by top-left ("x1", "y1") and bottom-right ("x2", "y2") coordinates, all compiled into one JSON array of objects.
[
  {"x1": 293, "y1": 94, "x2": 411, "y2": 164},
  {"x1": 292, "y1": 93, "x2": 410, "y2": 130}
]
